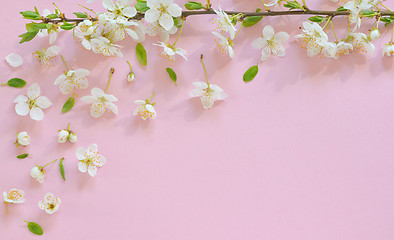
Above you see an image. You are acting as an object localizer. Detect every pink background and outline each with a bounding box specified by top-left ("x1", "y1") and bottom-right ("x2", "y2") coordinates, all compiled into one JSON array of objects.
[{"x1": 1, "y1": 0, "x2": 394, "y2": 239}]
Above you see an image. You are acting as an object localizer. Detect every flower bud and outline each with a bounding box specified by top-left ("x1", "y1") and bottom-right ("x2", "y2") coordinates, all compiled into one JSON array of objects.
[
  {"x1": 58, "y1": 130, "x2": 69, "y2": 143},
  {"x1": 69, "y1": 132, "x2": 77, "y2": 143},
  {"x1": 31, "y1": 166, "x2": 44, "y2": 183},
  {"x1": 370, "y1": 29, "x2": 380, "y2": 40},
  {"x1": 127, "y1": 72, "x2": 135, "y2": 82},
  {"x1": 17, "y1": 132, "x2": 30, "y2": 146}
]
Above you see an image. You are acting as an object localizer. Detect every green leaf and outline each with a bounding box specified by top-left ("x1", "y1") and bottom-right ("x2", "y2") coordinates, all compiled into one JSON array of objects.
[
  {"x1": 243, "y1": 65, "x2": 259, "y2": 82},
  {"x1": 185, "y1": 1, "x2": 204, "y2": 10},
  {"x1": 337, "y1": 6, "x2": 347, "y2": 11},
  {"x1": 59, "y1": 158, "x2": 66, "y2": 181},
  {"x1": 7, "y1": 78, "x2": 26, "y2": 88},
  {"x1": 166, "y1": 68, "x2": 177, "y2": 86},
  {"x1": 308, "y1": 16, "x2": 325, "y2": 23},
  {"x1": 17, "y1": 154, "x2": 29, "y2": 159},
  {"x1": 283, "y1": 0, "x2": 303, "y2": 10},
  {"x1": 136, "y1": 43, "x2": 147, "y2": 66},
  {"x1": 19, "y1": 31, "x2": 39, "y2": 44},
  {"x1": 242, "y1": 16, "x2": 263, "y2": 27},
  {"x1": 60, "y1": 23, "x2": 75, "y2": 30},
  {"x1": 25, "y1": 221, "x2": 43, "y2": 235},
  {"x1": 20, "y1": 11, "x2": 41, "y2": 20},
  {"x1": 46, "y1": 14, "x2": 59, "y2": 19},
  {"x1": 73, "y1": 12, "x2": 87, "y2": 18},
  {"x1": 381, "y1": 17, "x2": 394, "y2": 26},
  {"x1": 62, "y1": 96, "x2": 75, "y2": 113},
  {"x1": 26, "y1": 23, "x2": 47, "y2": 32},
  {"x1": 135, "y1": 1, "x2": 149, "y2": 12},
  {"x1": 361, "y1": 9, "x2": 376, "y2": 18}
]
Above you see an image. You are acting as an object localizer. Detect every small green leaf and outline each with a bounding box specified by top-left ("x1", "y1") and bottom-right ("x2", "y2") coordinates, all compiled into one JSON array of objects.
[
  {"x1": 26, "y1": 23, "x2": 48, "y2": 32},
  {"x1": 59, "y1": 158, "x2": 66, "y2": 181},
  {"x1": 17, "y1": 154, "x2": 29, "y2": 159},
  {"x1": 20, "y1": 11, "x2": 41, "y2": 20},
  {"x1": 242, "y1": 16, "x2": 263, "y2": 27},
  {"x1": 243, "y1": 65, "x2": 259, "y2": 82},
  {"x1": 381, "y1": 17, "x2": 394, "y2": 26},
  {"x1": 46, "y1": 14, "x2": 59, "y2": 19},
  {"x1": 60, "y1": 23, "x2": 75, "y2": 30},
  {"x1": 7, "y1": 78, "x2": 26, "y2": 88},
  {"x1": 135, "y1": 0, "x2": 149, "y2": 12},
  {"x1": 283, "y1": 0, "x2": 303, "y2": 10},
  {"x1": 361, "y1": 9, "x2": 376, "y2": 18},
  {"x1": 337, "y1": 6, "x2": 347, "y2": 11},
  {"x1": 73, "y1": 12, "x2": 87, "y2": 18},
  {"x1": 136, "y1": 43, "x2": 147, "y2": 66},
  {"x1": 166, "y1": 68, "x2": 177, "y2": 86},
  {"x1": 308, "y1": 16, "x2": 325, "y2": 23},
  {"x1": 25, "y1": 221, "x2": 43, "y2": 235},
  {"x1": 185, "y1": 1, "x2": 204, "y2": 10},
  {"x1": 62, "y1": 96, "x2": 75, "y2": 113},
  {"x1": 19, "y1": 31, "x2": 39, "y2": 44}
]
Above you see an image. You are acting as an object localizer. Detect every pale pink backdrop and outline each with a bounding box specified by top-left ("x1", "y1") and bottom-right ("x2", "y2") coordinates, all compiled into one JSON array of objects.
[{"x1": 1, "y1": 0, "x2": 394, "y2": 239}]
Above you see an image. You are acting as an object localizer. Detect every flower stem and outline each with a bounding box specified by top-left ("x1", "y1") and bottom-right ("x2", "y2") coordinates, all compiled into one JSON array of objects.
[
  {"x1": 330, "y1": 19, "x2": 338, "y2": 42},
  {"x1": 1, "y1": 83, "x2": 7, "y2": 87},
  {"x1": 67, "y1": 123, "x2": 70, "y2": 131},
  {"x1": 127, "y1": 60, "x2": 133, "y2": 72},
  {"x1": 234, "y1": 23, "x2": 243, "y2": 39},
  {"x1": 391, "y1": 25, "x2": 394, "y2": 43},
  {"x1": 105, "y1": 68, "x2": 115, "y2": 93},
  {"x1": 5, "y1": 203, "x2": 8, "y2": 215},
  {"x1": 379, "y1": 2, "x2": 392, "y2": 11},
  {"x1": 148, "y1": 92, "x2": 155, "y2": 101},
  {"x1": 322, "y1": 16, "x2": 332, "y2": 30},
  {"x1": 261, "y1": 0, "x2": 270, "y2": 11},
  {"x1": 78, "y1": 4, "x2": 96, "y2": 14},
  {"x1": 61, "y1": 55, "x2": 70, "y2": 71},
  {"x1": 173, "y1": 19, "x2": 185, "y2": 46},
  {"x1": 42, "y1": 159, "x2": 58, "y2": 169},
  {"x1": 200, "y1": 54, "x2": 209, "y2": 84}
]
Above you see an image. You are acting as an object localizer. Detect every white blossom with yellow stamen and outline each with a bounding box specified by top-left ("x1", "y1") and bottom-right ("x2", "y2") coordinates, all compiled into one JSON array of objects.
[
  {"x1": 153, "y1": 41, "x2": 187, "y2": 61},
  {"x1": 144, "y1": 0, "x2": 182, "y2": 31},
  {"x1": 213, "y1": 6, "x2": 237, "y2": 39},
  {"x1": 212, "y1": 31, "x2": 234, "y2": 59},
  {"x1": 383, "y1": 43, "x2": 394, "y2": 56},
  {"x1": 34, "y1": 46, "x2": 61, "y2": 68},
  {"x1": 55, "y1": 69, "x2": 90, "y2": 95},
  {"x1": 81, "y1": 87, "x2": 119, "y2": 118},
  {"x1": 347, "y1": 32, "x2": 375, "y2": 54},
  {"x1": 38, "y1": 193, "x2": 61, "y2": 214},
  {"x1": 295, "y1": 21, "x2": 330, "y2": 57},
  {"x1": 252, "y1": 25, "x2": 289, "y2": 61},
  {"x1": 76, "y1": 144, "x2": 106, "y2": 177},
  {"x1": 16, "y1": 131, "x2": 30, "y2": 146},
  {"x1": 133, "y1": 100, "x2": 157, "y2": 120},
  {"x1": 189, "y1": 82, "x2": 228, "y2": 109}
]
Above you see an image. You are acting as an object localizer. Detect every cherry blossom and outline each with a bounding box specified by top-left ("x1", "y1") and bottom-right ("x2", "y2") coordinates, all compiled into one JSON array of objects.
[
  {"x1": 3, "y1": 189, "x2": 25, "y2": 214},
  {"x1": 81, "y1": 88, "x2": 118, "y2": 118},
  {"x1": 37, "y1": 9, "x2": 60, "y2": 44},
  {"x1": 55, "y1": 69, "x2": 90, "y2": 95},
  {"x1": 38, "y1": 193, "x2": 61, "y2": 214},
  {"x1": 34, "y1": 46, "x2": 61, "y2": 68},
  {"x1": 58, "y1": 124, "x2": 77, "y2": 143},
  {"x1": 30, "y1": 159, "x2": 57, "y2": 184},
  {"x1": 16, "y1": 131, "x2": 30, "y2": 146},
  {"x1": 252, "y1": 25, "x2": 289, "y2": 61},
  {"x1": 144, "y1": 0, "x2": 182, "y2": 31},
  {"x1": 102, "y1": 0, "x2": 137, "y2": 23},
  {"x1": 76, "y1": 144, "x2": 106, "y2": 177},
  {"x1": 145, "y1": 21, "x2": 178, "y2": 42},
  {"x1": 153, "y1": 41, "x2": 187, "y2": 61},
  {"x1": 383, "y1": 43, "x2": 394, "y2": 56},
  {"x1": 347, "y1": 32, "x2": 375, "y2": 54},
  {"x1": 189, "y1": 82, "x2": 228, "y2": 109},
  {"x1": 295, "y1": 21, "x2": 329, "y2": 57},
  {"x1": 212, "y1": 31, "x2": 234, "y2": 59},
  {"x1": 14, "y1": 83, "x2": 52, "y2": 121},
  {"x1": 213, "y1": 6, "x2": 237, "y2": 39},
  {"x1": 133, "y1": 100, "x2": 157, "y2": 120}
]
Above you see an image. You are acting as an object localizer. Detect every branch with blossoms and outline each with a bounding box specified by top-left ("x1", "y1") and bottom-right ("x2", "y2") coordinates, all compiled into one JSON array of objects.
[{"x1": 7, "y1": 0, "x2": 394, "y2": 116}]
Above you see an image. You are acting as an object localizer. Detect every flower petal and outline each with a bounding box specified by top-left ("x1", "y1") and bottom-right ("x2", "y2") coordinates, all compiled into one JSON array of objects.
[
  {"x1": 88, "y1": 165, "x2": 97, "y2": 177},
  {"x1": 123, "y1": 7, "x2": 137, "y2": 18},
  {"x1": 91, "y1": 87, "x2": 105, "y2": 98},
  {"x1": 14, "y1": 95, "x2": 28, "y2": 104},
  {"x1": 144, "y1": 8, "x2": 160, "y2": 23},
  {"x1": 6, "y1": 53, "x2": 23, "y2": 68},
  {"x1": 36, "y1": 96, "x2": 52, "y2": 109},
  {"x1": 102, "y1": 0, "x2": 116, "y2": 10},
  {"x1": 78, "y1": 162, "x2": 87, "y2": 172},
  {"x1": 167, "y1": 3, "x2": 182, "y2": 17},
  {"x1": 54, "y1": 74, "x2": 67, "y2": 85},
  {"x1": 90, "y1": 102, "x2": 106, "y2": 118},
  {"x1": 93, "y1": 154, "x2": 106, "y2": 167},
  {"x1": 30, "y1": 107, "x2": 44, "y2": 121},
  {"x1": 252, "y1": 38, "x2": 265, "y2": 49},
  {"x1": 27, "y1": 83, "x2": 41, "y2": 99},
  {"x1": 15, "y1": 102, "x2": 30, "y2": 116},
  {"x1": 159, "y1": 13, "x2": 174, "y2": 31},
  {"x1": 263, "y1": 25, "x2": 275, "y2": 39}
]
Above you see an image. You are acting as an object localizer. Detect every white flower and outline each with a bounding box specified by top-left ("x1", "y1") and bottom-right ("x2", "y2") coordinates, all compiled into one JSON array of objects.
[
  {"x1": 91, "y1": 37, "x2": 123, "y2": 57},
  {"x1": 76, "y1": 144, "x2": 106, "y2": 177},
  {"x1": 38, "y1": 9, "x2": 60, "y2": 44},
  {"x1": 295, "y1": 21, "x2": 329, "y2": 57},
  {"x1": 343, "y1": 0, "x2": 374, "y2": 29},
  {"x1": 153, "y1": 42, "x2": 187, "y2": 61},
  {"x1": 347, "y1": 32, "x2": 375, "y2": 54},
  {"x1": 189, "y1": 82, "x2": 228, "y2": 109},
  {"x1": 58, "y1": 130, "x2": 69, "y2": 143},
  {"x1": 34, "y1": 46, "x2": 61, "y2": 68},
  {"x1": 16, "y1": 131, "x2": 30, "y2": 146},
  {"x1": 102, "y1": 0, "x2": 137, "y2": 23},
  {"x1": 14, "y1": 83, "x2": 52, "y2": 121},
  {"x1": 383, "y1": 43, "x2": 394, "y2": 56},
  {"x1": 5, "y1": 53, "x2": 23, "y2": 68},
  {"x1": 30, "y1": 166, "x2": 45, "y2": 183},
  {"x1": 370, "y1": 29, "x2": 380, "y2": 40},
  {"x1": 212, "y1": 32, "x2": 234, "y2": 58},
  {"x1": 144, "y1": 20, "x2": 178, "y2": 42},
  {"x1": 55, "y1": 69, "x2": 90, "y2": 95},
  {"x1": 58, "y1": 125, "x2": 77, "y2": 143},
  {"x1": 38, "y1": 193, "x2": 61, "y2": 214},
  {"x1": 133, "y1": 100, "x2": 157, "y2": 120},
  {"x1": 252, "y1": 25, "x2": 289, "y2": 61},
  {"x1": 81, "y1": 88, "x2": 118, "y2": 118},
  {"x1": 3, "y1": 189, "x2": 25, "y2": 204},
  {"x1": 332, "y1": 41, "x2": 353, "y2": 59},
  {"x1": 144, "y1": 0, "x2": 182, "y2": 30},
  {"x1": 213, "y1": 6, "x2": 237, "y2": 39}
]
